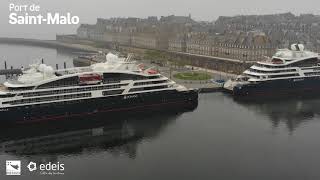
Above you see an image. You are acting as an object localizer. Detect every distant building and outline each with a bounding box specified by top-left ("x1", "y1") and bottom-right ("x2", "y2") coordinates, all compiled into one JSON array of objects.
[
  {"x1": 76, "y1": 24, "x2": 91, "y2": 39},
  {"x1": 132, "y1": 32, "x2": 157, "y2": 49},
  {"x1": 186, "y1": 33, "x2": 211, "y2": 55},
  {"x1": 74, "y1": 13, "x2": 320, "y2": 62},
  {"x1": 76, "y1": 24, "x2": 104, "y2": 41},
  {"x1": 160, "y1": 15, "x2": 194, "y2": 24},
  {"x1": 168, "y1": 34, "x2": 187, "y2": 52},
  {"x1": 185, "y1": 31, "x2": 276, "y2": 61}
]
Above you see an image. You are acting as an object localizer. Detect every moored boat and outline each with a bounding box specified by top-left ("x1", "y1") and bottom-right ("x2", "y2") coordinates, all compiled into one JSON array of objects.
[
  {"x1": 224, "y1": 44, "x2": 320, "y2": 97},
  {"x1": 0, "y1": 54, "x2": 198, "y2": 124}
]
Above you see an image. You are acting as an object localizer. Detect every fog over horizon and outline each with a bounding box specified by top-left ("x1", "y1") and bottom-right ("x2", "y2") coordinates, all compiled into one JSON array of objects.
[{"x1": 0, "y1": 0, "x2": 319, "y2": 39}]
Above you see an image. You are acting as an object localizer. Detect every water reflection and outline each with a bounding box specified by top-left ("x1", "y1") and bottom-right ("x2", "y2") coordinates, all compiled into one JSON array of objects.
[
  {"x1": 0, "y1": 43, "x2": 198, "y2": 165},
  {"x1": 0, "y1": 110, "x2": 194, "y2": 160},
  {"x1": 234, "y1": 97, "x2": 320, "y2": 132}
]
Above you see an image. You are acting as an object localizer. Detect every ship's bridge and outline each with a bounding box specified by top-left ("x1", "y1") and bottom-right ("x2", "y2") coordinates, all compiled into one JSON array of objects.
[
  {"x1": 273, "y1": 49, "x2": 317, "y2": 62},
  {"x1": 258, "y1": 44, "x2": 319, "y2": 67}
]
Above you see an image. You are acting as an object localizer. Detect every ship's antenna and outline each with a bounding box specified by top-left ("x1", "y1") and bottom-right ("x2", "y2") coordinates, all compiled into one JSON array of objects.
[{"x1": 126, "y1": 53, "x2": 134, "y2": 62}]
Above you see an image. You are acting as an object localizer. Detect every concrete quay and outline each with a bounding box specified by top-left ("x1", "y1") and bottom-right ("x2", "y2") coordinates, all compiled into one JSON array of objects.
[
  {"x1": 180, "y1": 82, "x2": 223, "y2": 93},
  {"x1": 141, "y1": 61, "x2": 230, "y2": 94}
]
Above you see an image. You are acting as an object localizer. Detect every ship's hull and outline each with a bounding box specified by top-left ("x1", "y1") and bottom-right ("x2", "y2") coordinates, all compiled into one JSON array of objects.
[
  {"x1": 0, "y1": 89, "x2": 198, "y2": 124},
  {"x1": 231, "y1": 77, "x2": 320, "y2": 98}
]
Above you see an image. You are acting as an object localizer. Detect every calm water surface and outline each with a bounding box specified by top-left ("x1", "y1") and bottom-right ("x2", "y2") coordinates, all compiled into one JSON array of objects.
[
  {"x1": 0, "y1": 44, "x2": 75, "y2": 70},
  {"x1": 1, "y1": 44, "x2": 320, "y2": 180}
]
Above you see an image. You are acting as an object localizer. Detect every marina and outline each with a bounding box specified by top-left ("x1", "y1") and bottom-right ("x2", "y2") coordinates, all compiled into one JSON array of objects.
[
  {"x1": 2, "y1": 42, "x2": 319, "y2": 119},
  {"x1": 224, "y1": 44, "x2": 320, "y2": 97},
  {"x1": 1, "y1": 0, "x2": 320, "y2": 177},
  {"x1": 0, "y1": 41, "x2": 320, "y2": 180}
]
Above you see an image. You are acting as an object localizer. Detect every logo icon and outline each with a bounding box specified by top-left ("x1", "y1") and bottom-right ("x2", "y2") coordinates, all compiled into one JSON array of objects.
[
  {"x1": 27, "y1": 162, "x2": 37, "y2": 172},
  {"x1": 6, "y1": 160, "x2": 21, "y2": 175}
]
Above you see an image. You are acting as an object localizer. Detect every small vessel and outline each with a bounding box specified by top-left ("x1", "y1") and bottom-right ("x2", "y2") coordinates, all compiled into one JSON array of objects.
[
  {"x1": 224, "y1": 44, "x2": 320, "y2": 97},
  {"x1": 73, "y1": 51, "x2": 107, "y2": 67},
  {"x1": 211, "y1": 79, "x2": 225, "y2": 88},
  {"x1": 0, "y1": 54, "x2": 198, "y2": 124}
]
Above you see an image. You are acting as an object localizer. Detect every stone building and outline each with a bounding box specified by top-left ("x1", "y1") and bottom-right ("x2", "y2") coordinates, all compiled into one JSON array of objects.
[
  {"x1": 111, "y1": 32, "x2": 132, "y2": 46},
  {"x1": 74, "y1": 13, "x2": 320, "y2": 62},
  {"x1": 76, "y1": 15, "x2": 197, "y2": 48},
  {"x1": 185, "y1": 31, "x2": 276, "y2": 61},
  {"x1": 132, "y1": 32, "x2": 157, "y2": 49},
  {"x1": 168, "y1": 34, "x2": 187, "y2": 52},
  {"x1": 76, "y1": 24, "x2": 93, "y2": 39},
  {"x1": 76, "y1": 24, "x2": 105, "y2": 41},
  {"x1": 214, "y1": 13, "x2": 320, "y2": 52},
  {"x1": 186, "y1": 32, "x2": 212, "y2": 55}
]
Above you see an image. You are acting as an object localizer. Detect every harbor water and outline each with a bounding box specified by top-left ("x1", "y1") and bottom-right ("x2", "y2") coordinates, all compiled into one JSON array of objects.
[{"x1": 1, "y1": 44, "x2": 320, "y2": 180}]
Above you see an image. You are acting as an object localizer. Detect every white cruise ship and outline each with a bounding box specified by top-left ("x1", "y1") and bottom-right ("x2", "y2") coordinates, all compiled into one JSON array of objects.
[
  {"x1": 0, "y1": 54, "x2": 198, "y2": 124},
  {"x1": 224, "y1": 44, "x2": 320, "y2": 97}
]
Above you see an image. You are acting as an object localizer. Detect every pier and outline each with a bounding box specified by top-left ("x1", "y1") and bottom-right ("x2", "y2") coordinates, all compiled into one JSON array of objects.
[
  {"x1": 0, "y1": 69, "x2": 22, "y2": 75},
  {"x1": 182, "y1": 83, "x2": 223, "y2": 93},
  {"x1": 0, "y1": 60, "x2": 22, "y2": 78}
]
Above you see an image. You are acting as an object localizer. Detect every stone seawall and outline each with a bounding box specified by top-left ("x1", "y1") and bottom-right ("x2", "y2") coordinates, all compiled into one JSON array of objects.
[
  {"x1": 165, "y1": 51, "x2": 252, "y2": 75},
  {"x1": 118, "y1": 46, "x2": 252, "y2": 75}
]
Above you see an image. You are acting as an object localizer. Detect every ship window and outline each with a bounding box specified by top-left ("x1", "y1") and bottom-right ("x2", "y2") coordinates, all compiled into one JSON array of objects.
[
  {"x1": 120, "y1": 74, "x2": 146, "y2": 80},
  {"x1": 305, "y1": 72, "x2": 320, "y2": 76},
  {"x1": 148, "y1": 75, "x2": 160, "y2": 79},
  {"x1": 269, "y1": 74, "x2": 299, "y2": 78},
  {"x1": 129, "y1": 85, "x2": 168, "y2": 92},
  {"x1": 0, "y1": 94, "x2": 15, "y2": 98},
  {"x1": 21, "y1": 84, "x2": 128, "y2": 97},
  {"x1": 249, "y1": 68, "x2": 296, "y2": 73},
  {"x1": 37, "y1": 76, "x2": 79, "y2": 89},
  {"x1": 290, "y1": 58, "x2": 318, "y2": 67},
  {"x1": 271, "y1": 58, "x2": 284, "y2": 64},
  {"x1": 134, "y1": 80, "x2": 167, "y2": 86},
  {"x1": 3, "y1": 93, "x2": 91, "y2": 105},
  {"x1": 103, "y1": 73, "x2": 147, "y2": 83},
  {"x1": 301, "y1": 67, "x2": 320, "y2": 70},
  {"x1": 7, "y1": 86, "x2": 35, "y2": 91},
  {"x1": 102, "y1": 89, "x2": 124, "y2": 96},
  {"x1": 255, "y1": 63, "x2": 286, "y2": 69}
]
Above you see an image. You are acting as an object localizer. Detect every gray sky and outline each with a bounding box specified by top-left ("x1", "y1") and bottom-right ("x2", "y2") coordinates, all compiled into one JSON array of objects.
[{"x1": 0, "y1": 0, "x2": 320, "y2": 39}]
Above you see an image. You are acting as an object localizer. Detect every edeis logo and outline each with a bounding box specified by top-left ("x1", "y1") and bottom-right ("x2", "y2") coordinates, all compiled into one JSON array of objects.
[
  {"x1": 6, "y1": 160, "x2": 21, "y2": 176},
  {"x1": 27, "y1": 162, "x2": 37, "y2": 172},
  {"x1": 27, "y1": 161, "x2": 65, "y2": 176}
]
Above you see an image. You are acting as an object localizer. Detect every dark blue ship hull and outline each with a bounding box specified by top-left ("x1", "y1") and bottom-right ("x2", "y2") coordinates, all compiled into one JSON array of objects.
[
  {"x1": 0, "y1": 89, "x2": 198, "y2": 124},
  {"x1": 233, "y1": 77, "x2": 320, "y2": 97}
]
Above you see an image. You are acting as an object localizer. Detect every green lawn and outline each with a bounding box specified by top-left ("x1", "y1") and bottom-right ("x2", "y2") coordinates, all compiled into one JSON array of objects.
[{"x1": 173, "y1": 72, "x2": 211, "y2": 80}]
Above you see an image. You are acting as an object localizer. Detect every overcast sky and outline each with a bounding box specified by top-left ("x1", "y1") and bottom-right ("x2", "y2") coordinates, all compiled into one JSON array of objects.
[{"x1": 0, "y1": 0, "x2": 319, "y2": 39}]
